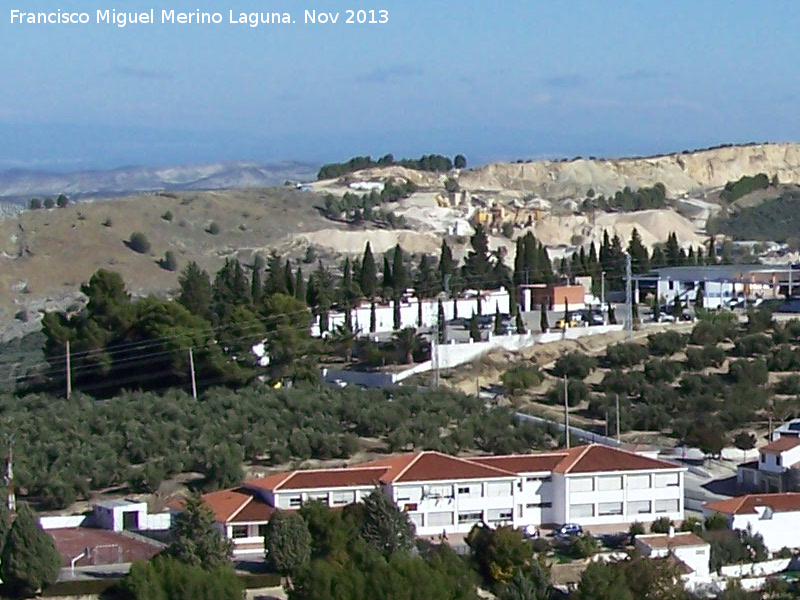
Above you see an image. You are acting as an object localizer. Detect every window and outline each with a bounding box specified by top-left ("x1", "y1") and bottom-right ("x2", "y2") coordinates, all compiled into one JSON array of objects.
[
  {"x1": 403, "y1": 503, "x2": 418, "y2": 512},
  {"x1": 571, "y1": 477, "x2": 594, "y2": 492},
  {"x1": 570, "y1": 504, "x2": 594, "y2": 518},
  {"x1": 458, "y1": 511, "x2": 483, "y2": 524},
  {"x1": 526, "y1": 502, "x2": 552, "y2": 509},
  {"x1": 428, "y1": 512, "x2": 454, "y2": 527},
  {"x1": 655, "y1": 499, "x2": 679, "y2": 514},
  {"x1": 288, "y1": 496, "x2": 302, "y2": 508},
  {"x1": 598, "y1": 476, "x2": 622, "y2": 491},
  {"x1": 653, "y1": 473, "x2": 679, "y2": 488},
  {"x1": 598, "y1": 502, "x2": 623, "y2": 516},
  {"x1": 307, "y1": 493, "x2": 327, "y2": 502},
  {"x1": 487, "y1": 508, "x2": 513, "y2": 522},
  {"x1": 628, "y1": 500, "x2": 651, "y2": 514},
  {"x1": 627, "y1": 474, "x2": 650, "y2": 489},
  {"x1": 526, "y1": 476, "x2": 552, "y2": 483},
  {"x1": 332, "y1": 491, "x2": 355, "y2": 505},
  {"x1": 458, "y1": 486, "x2": 470, "y2": 495},
  {"x1": 760, "y1": 453, "x2": 766, "y2": 463},
  {"x1": 777, "y1": 456, "x2": 783, "y2": 467},
  {"x1": 408, "y1": 513, "x2": 423, "y2": 528},
  {"x1": 231, "y1": 525, "x2": 248, "y2": 539},
  {"x1": 428, "y1": 485, "x2": 453, "y2": 499},
  {"x1": 487, "y1": 482, "x2": 513, "y2": 497},
  {"x1": 258, "y1": 524, "x2": 268, "y2": 538}
]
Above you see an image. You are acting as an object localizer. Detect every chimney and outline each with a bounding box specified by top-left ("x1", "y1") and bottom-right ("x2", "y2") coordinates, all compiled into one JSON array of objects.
[{"x1": 668, "y1": 525, "x2": 675, "y2": 538}]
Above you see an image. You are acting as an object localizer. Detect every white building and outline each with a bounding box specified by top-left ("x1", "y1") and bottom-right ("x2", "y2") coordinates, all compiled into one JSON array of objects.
[
  {"x1": 703, "y1": 493, "x2": 800, "y2": 552},
  {"x1": 323, "y1": 289, "x2": 512, "y2": 336},
  {"x1": 635, "y1": 530, "x2": 711, "y2": 578},
  {"x1": 737, "y1": 437, "x2": 800, "y2": 493},
  {"x1": 190, "y1": 444, "x2": 685, "y2": 551}
]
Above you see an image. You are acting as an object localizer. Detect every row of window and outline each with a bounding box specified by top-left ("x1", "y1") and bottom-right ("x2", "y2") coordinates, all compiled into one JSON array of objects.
[
  {"x1": 570, "y1": 473, "x2": 679, "y2": 493},
  {"x1": 231, "y1": 524, "x2": 268, "y2": 539},
  {"x1": 569, "y1": 499, "x2": 679, "y2": 518},
  {"x1": 285, "y1": 490, "x2": 356, "y2": 508}
]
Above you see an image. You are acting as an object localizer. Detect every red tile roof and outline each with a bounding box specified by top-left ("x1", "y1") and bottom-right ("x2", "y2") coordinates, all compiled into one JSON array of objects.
[
  {"x1": 553, "y1": 444, "x2": 682, "y2": 474},
  {"x1": 247, "y1": 467, "x2": 388, "y2": 491},
  {"x1": 761, "y1": 437, "x2": 800, "y2": 453},
  {"x1": 230, "y1": 498, "x2": 275, "y2": 523},
  {"x1": 383, "y1": 452, "x2": 515, "y2": 483},
  {"x1": 705, "y1": 492, "x2": 800, "y2": 515},
  {"x1": 637, "y1": 532, "x2": 707, "y2": 549},
  {"x1": 470, "y1": 453, "x2": 568, "y2": 473},
  {"x1": 197, "y1": 488, "x2": 254, "y2": 523}
]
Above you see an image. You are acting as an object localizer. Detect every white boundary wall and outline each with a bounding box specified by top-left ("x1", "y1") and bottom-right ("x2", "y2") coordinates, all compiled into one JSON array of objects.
[{"x1": 322, "y1": 325, "x2": 624, "y2": 387}]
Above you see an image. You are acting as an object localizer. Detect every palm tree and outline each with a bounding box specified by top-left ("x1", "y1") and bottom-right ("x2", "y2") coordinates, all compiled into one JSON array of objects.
[
  {"x1": 393, "y1": 327, "x2": 421, "y2": 364},
  {"x1": 327, "y1": 324, "x2": 357, "y2": 363}
]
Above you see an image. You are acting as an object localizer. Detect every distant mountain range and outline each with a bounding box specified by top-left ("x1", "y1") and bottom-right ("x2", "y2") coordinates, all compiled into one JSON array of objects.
[{"x1": 0, "y1": 160, "x2": 319, "y2": 207}]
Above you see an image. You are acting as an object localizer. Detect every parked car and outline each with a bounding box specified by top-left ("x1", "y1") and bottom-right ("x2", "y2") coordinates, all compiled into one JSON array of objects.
[
  {"x1": 555, "y1": 318, "x2": 580, "y2": 329},
  {"x1": 556, "y1": 523, "x2": 583, "y2": 537},
  {"x1": 518, "y1": 524, "x2": 539, "y2": 539}
]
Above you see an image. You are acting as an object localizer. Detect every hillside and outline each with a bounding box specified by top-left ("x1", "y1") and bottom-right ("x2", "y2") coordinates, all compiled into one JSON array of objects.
[{"x1": 456, "y1": 142, "x2": 800, "y2": 199}]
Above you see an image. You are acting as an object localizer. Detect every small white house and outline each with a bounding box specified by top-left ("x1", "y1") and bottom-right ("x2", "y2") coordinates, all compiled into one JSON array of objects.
[
  {"x1": 635, "y1": 530, "x2": 711, "y2": 578},
  {"x1": 704, "y1": 493, "x2": 800, "y2": 552},
  {"x1": 737, "y1": 437, "x2": 800, "y2": 493},
  {"x1": 93, "y1": 499, "x2": 170, "y2": 532}
]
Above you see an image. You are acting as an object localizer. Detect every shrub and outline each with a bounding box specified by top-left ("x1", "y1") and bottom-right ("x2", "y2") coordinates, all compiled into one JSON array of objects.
[
  {"x1": 604, "y1": 342, "x2": 649, "y2": 368},
  {"x1": 680, "y1": 517, "x2": 703, "y2": 534},
  {"x1": 775, "y1": 374, "x2": 800, "y2": 395},
  {"x1": 650, "y1": 517, "x2": 673, "y2": 534},
  {"x1": 102, "y1": 217, "x2": 113, "y2": 227},
  {"x1": 569, "y1": 534, "x2": 598, "y2": 559},
  {"x1": 29, "y1": 198, "x2": 42, "y2": 210},
  {"x1": 207, "y1": 222, "x2": 220, "y2": 235},
  {"x1": 546, "y1": 379, "x2": 590, "y2": 407},
  {"x1": 161, "y1": 251, "x2": 178, "y2": 272},
  {"x1": 501, "y1": 364, "x2": 542, "y2": 395},
  {"x1": 768, "y1": 345, "x2": 800, "y2": 371},
  {"x1": 734, "y1": 334, "x2": 773, "y2": 357},
  {"x1": 600, "y1": 370, "x2": 646, "y2": 396},
  {"x1": 56, "y1": 194, "x2": 69, "y2": 208},
  {"x1": 727, "y1": 359, "x2": 768, "y2": 386},
  {"x1": 128, "y1": 232, "x2": 151, "y2": 254},
  {"x1": 644, "y1": 359, "x2": 682, "y2": 383},
  {"x1": 552, "y1": 352, "x2": 597, "y2": 379},
  {"x1": 161, "y1": 210, "x2": 174, "y2": 221},
  {"x1": 685, "y1": 345, "x2": 726, "y2": 370},
  {"x1": 628, "y1": 522, "x2": 645, "y2": 538},
  {"x1": 43, "y1": 197, "x2": 55, "y2": 209},
  {"x1": 704, "y1": 512, "x2": 729, "y2": 531},
  {"x1": 746, "y1": 307, "x2": 775, "y2": 333},
  {"x1": 691, "y1": 315, "x2": 736, "y2": 345},
  {"x1": 530, "y1": 537, "x2": 551, "y2": 553},
  {"x1": 647, "y1": 331, "x2": 687, "y2": 356}
]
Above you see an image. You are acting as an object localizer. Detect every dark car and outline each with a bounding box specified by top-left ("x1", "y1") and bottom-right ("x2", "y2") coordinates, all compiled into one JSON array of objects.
[{"x1": 556, "y1": 523, "x2": 583, "y2": 537}]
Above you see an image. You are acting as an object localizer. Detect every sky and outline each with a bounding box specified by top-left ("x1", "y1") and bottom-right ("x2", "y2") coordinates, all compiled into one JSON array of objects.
[{"x1": 2, "y1": 0, "x2": 800, "y2": 171}]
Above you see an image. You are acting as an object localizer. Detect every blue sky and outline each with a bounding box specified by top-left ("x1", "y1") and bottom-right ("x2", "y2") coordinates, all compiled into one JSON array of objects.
[{"x1": 2, "y1": 0, "x2": 799, "y2": 170}]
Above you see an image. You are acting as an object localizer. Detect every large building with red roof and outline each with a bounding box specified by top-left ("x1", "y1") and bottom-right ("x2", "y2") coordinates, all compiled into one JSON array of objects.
[{"x1": 186, "y1": 444, "x2": 685, "y2": 554}]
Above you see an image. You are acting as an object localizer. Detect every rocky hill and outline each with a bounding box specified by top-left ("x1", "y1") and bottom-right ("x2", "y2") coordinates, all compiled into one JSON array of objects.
[{"x1": 456, "y1": 142, "x2": 800, "y2": 199}]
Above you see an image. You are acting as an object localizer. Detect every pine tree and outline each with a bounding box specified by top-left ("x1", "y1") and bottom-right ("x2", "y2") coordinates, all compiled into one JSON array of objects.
[
  {"x1": 212, "y1": 259, "x2": 250, "y2": 324},
  {"x1": 265, "y1": 251, "x2": 287, "y2": 296},
  {"x1": 665, "y1": 232, "x2": 681, "y2": 266},
  {"x1": 469, "y1": 312, "x2": 480, "y2": 342},
  {"x1": 178, "y1": 261, "x2": 213, "y2": 319},
  {"x1": 360, "y1": 490, "x2": 415, "y2": 559},
  {"x1": 307, "y1": 262, "x2": 334, "y2": 332},
  {"x1": 494, "y1": 304, "x2": 503, "y2": 335},
  {"x1": 650, "y1": 246, "x2": 666, "y2": 269},
  {"x1": 462, "y1": 223, "x2": 492, "y2": 290},
  {"x1": 1, "y1": 503, "x2": 61, "y2": 595},
  {"x1": 627, "y1": 228, "x2": 650, "y2": 274},
  {"x1": 341, "y1": 258, "x2": 354, "y2": 329},
  {"x1": 687, "y1": 246, "x2": 696, "y2": 265},
  {"x1": 438, "y1": 239, "x2": 455, "y2": 289},
  {"x1": 264, "y1": 511, "x2": 312, "y2": 578},
  {"x1": 708, "y1": 236, "x2": 717, "y2": 265},
  {"x1": 381, "y1": 255, "x2": 393, "y2": 297},
  {"x1": 168, "y1": 493, "x2": 232, "y2": 568}
]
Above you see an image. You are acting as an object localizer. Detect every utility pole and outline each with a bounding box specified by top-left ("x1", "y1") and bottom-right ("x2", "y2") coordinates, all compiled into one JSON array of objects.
[
  {"x1": 564, "y1": 375, "x2": 570, "y2": 449},
  {"x1": 615, "y1": 393, "x2": 621, "y2": 442},
  {"x1": 65, "y1": 340, "x2": 72, "y2": 400},
  {"x1": 601, "y1": 271, "x2": 606, "y2": 325},
  {"x1": 433, "y1": 318, "x2": 439, "y2": 388},
  {"x1": 189, "y1": 348, "x2": 197, "y2": 400},
  {"x1": 790, "y1": 266, "x2": 794, "y2": 298},
  {"x1": 5, "y1": 434, "x2": 15, "y2": 513},
  {"x1": 625, "y1": 253, "x2": 633, "y2": 340}
]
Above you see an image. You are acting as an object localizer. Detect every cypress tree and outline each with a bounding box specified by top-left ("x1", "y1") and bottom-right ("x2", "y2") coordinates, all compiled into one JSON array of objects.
[
  {"x1": 391, "y1": 244, "x2": 407, "y2": 295},
  {"x1": 665, "y1": 232, "x2": 681, "y2": 267},
  {"x1": 516, "y1": 309, "x2": 526, "y2": 334},
  {"x1": 251, "y1": 257, "x2": 264, "y2": 307},
  {"x1": 494, "y1": 304, "x2": 503, "y2": 335},
  {"x1": 284, "y1": 260, "x2": 295, "y2": 298},
  {"x1": 469, "y1": 312, "x2": 480, "y2": 342},
  {"x1": 360, "y1": 242, "x2": 378, "y2": 299},
  {"x1": 341, "y1": 258, "x2": 354, "y2": 329},
  {"x1": 438, "y1": 239, "x2": 455, "y2": 288},
  {"x1": 540, "y1": 301, "x2": 549, "y2": 332},
  {"x1": 1, "y1": 503, "x2": 61, "y2": 596},
  {"x1": 513, "y1": 237, "x2": 526, "y2": 285},
  {"x1": 708, "y1": 236, "x2": 717, "y2": 265},
  {"x1": 294, "y1": 266, "x2": 306, "y2": 303},
  {"x1": 382, "y1": 255, "x2": 393, "y2": 297},
  {"x1": 178, "y1": 261, "x2": 213, "y2": 319},
  {"x1": 265, "y1": 251, "x2": 287, "y2": 296},
  {"x1": 627, "y1": 228, "x2": 650, "y2": 274},
  {"x1": 462, "y1": 223, "x2": 492, "y2": 290}
]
